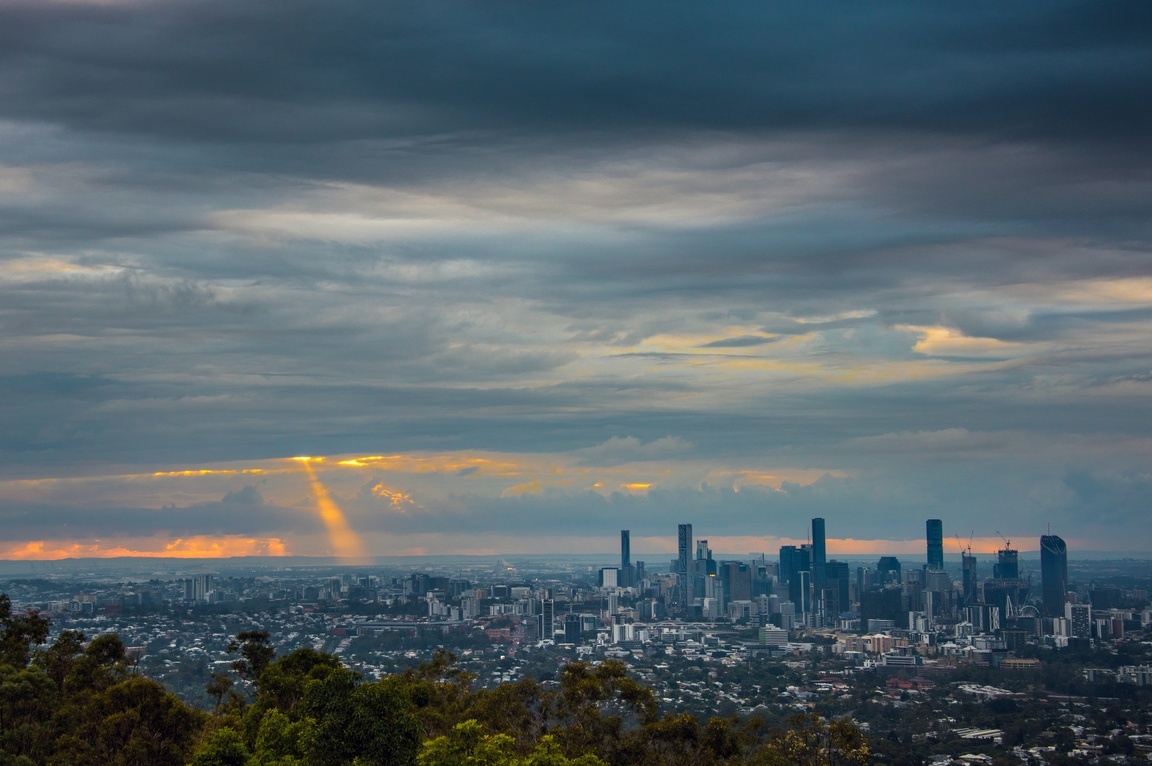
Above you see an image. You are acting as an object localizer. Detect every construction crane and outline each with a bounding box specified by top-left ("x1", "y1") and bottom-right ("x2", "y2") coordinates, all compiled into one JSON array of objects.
[{"x1": 995, "y1": 531, "x2": 1012, "y2": 551}]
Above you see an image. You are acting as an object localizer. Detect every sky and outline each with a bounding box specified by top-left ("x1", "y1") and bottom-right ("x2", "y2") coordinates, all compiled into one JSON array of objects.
[{"x1": 1, "y1": 1, "x2": 1151, "y2": 561}]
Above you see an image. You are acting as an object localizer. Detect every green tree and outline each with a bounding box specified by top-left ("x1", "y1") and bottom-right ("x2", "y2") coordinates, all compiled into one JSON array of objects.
[
  {"x1": 49, "y1": 675, "x2": 206, "y2": 766},
  {"x1": 0, "y1": 594, "x2": 50, "y2": 669},
  {"x1": 188, "y1": 727, "x2": 249, "y2": 766},
  {"x1": 419, "y1": 720, "x2": 607, "y2": 766},
  {"x1": 255, "y1": 647, "x2": 342, "y2": 717},
  {"x1": 33, "y1": 629, "x2": 85, "y2": 689},
  {"x1": 0, "y1": 664, "x2": 57, "y2": 761},
  {"x1": 393, "y1": 650, "x2": 480, "y2": 741},
  {"x1": 241, "y1": 647, "x2": 342, "y2": 748},
  {"x1": 551, "y1": 660, "x2": 657, "y2": 760},
  {"x1": 751, "y1": 713, "x2": 869, "y2": 766},
  {"x1": 206, "y1": 672, "x2": 236, "y2": 712},
  {"x1": 418, "y1": 719, "x2": 518, "y2": 766},
  {"x1": 249, "y1": 707, "x2": 312, "y2": 765},
  {"x1": 229, "y1": 630, "x2": 276, "y2": 693},
  {"x1": 466, "y1": 679, "x2": 547, "y2": 751},
  {"x1": 521, "y1": 736, "x2": 605, "y2": 766},
  {"x1": 300, "y1": 668, "x2": 421, "y2": 766},
  {"x1": 63, "y1": 633, "x2": 129, "y2": 693},
  {"x1": 617, "y1": 712, "x2": 701, "y2": 766}
]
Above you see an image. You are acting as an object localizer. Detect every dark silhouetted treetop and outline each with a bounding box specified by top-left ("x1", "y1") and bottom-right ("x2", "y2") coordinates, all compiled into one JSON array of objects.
[{"x1": 0, "y1": 593, "x2": 50, "y2": 669}]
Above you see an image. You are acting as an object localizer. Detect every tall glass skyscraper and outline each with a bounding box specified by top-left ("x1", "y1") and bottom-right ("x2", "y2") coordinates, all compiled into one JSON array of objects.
[
  {"x1": 1040, "y1": 534, "x2": 1068, "y2": 617},
  {"x1": 926, "y1": 519, "x2": 944, "y2": 570},
  {"x1": 620, "y1": 528, "x2": 633, "y2": 587},
  {"x1": 779, "y1": 544, "x2": 798, "y2": 587},
  {"x1": 677, "y1": 523, "x2": 692, "y2": 610},
  {"x1": 811, "y1": 517, "x2": 826, "y2": 591},
  {"x1": 961, "y1": 550, "x2": 978, "y2": 605}
]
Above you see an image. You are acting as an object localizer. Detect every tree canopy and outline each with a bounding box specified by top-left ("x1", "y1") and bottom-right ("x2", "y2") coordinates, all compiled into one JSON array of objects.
[{"x1": 0, "y1": 594, "x2": 869, "y2": 766}]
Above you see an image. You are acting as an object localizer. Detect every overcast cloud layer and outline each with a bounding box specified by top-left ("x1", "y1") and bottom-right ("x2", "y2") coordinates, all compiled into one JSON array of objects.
[{"x1": 1, "y1": 0, "x2": 1151, "y2": 559}]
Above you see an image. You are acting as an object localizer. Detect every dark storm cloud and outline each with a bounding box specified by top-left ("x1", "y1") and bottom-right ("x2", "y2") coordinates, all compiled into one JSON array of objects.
[
  {"x1": 1, "y1": 1, "x2": 1150, "y2": 149},
  {"x1": 0, "y1": 497, "x2": 314, "y2": 539},
  {"x1": 1060, "y1": 468, "x2": 1152, "y2": 527}
]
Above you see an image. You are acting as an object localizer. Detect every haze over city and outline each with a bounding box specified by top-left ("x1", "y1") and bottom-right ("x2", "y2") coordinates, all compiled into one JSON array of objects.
[{"x1": 1, "y1": 2, "x2": 1151, "y2": 559}]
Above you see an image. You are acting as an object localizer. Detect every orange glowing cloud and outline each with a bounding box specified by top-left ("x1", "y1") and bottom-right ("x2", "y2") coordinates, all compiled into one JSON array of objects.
[
  {"x1": 334, "y1": 453, "x2": 528, "y2": 477},
  {"x1": 897, "y1": 325, "x2": 1027, "y2": 358},
  {"x1": 152, "y1": 468, "x2": 267, "y2": 478},
  {"x1": 714, "y1": 468, "x2": 851, "y2": 490},
  {"x1": 1, "y1": 536, "x2": 288, "y2": 560},
  {"x1": 370, "y1": 483, "x2": 416, "y2": 511},
  {"x1": 163, "y1": 536, "x2": 287, "y2": 557}
]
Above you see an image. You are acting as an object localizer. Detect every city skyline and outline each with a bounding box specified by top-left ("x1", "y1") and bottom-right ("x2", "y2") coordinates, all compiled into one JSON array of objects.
[{"x1": 1, "y1": 2, "x2": 1151, "y2": 559}]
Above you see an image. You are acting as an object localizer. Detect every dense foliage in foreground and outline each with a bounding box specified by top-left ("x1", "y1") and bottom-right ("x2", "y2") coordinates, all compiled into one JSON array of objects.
[{"x1": 0, "y1": 598, "x2": 868, "y2": 765}]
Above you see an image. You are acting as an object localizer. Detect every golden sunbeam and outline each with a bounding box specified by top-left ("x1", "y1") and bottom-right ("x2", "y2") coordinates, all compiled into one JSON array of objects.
[{"x1": 299, "y1": 460, "x2": 371, "y2": 564}]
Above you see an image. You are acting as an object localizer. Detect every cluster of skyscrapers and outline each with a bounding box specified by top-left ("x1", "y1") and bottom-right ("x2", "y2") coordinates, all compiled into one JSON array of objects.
[{"x1": 611, "y1": 519, "x2": 1079, "y2": 638}]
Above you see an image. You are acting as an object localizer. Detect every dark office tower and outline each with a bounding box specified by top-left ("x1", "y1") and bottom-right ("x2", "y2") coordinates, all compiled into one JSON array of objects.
[
  {"x1": 778, "y1": 545, "x2": 798, "y2": 586},
  {"x1": 620, "y1": 530, "x2": 634, "y2": 587},
  {"x1": 876, "y1": 556, "x2": 902, "y2": 586},
  {"x1": 1040, "y1": 534, "x2": 1068, "y2": 618},
  {"x1": 860, "y1": 586, "x2": 905, "y2": 626},
  {"x1": 796, "y1": 570, "x2": 812, "y2": 617},
  {"x1": 540, "y1": 598, "x2": 555, "y2": 640},
  {"x1": 563, "y1": 614, "x2": 582, "y2": 643},
  {"x1": 993, "y1": 547, "x2": 1019, "y2": 580},
  {"x1": 787, "y1": 546, "x2": 811, "y2": 607},
  {"x1": 721, "y1": 561, "x2": 752, "y2": 605},
  {"x1": 962, "y1": 551, "x2": 978, "y2": 605},
  {"x1": 677, "y1": 523, "x2": 693, "y2": 610},
  {"x1": 825, "y1": 560, "x2": 851, "y2": 618},
  {"x1": 811, "y1": 518, "x2": 827, "y2": 591},
  {"x1": 926, "y1": 519, "x2": 944, "y2": 570}
]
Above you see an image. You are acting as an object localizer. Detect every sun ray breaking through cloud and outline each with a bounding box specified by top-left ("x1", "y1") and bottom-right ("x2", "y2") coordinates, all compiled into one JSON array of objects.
[{"x1": 293, "y1": 457, "x2": 370, "y2": 564}]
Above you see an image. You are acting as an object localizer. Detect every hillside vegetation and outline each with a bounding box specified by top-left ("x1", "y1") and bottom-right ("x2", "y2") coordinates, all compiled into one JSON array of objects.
[{"x1": 0, "y1": 596, "x2": 868, "y2": 766}]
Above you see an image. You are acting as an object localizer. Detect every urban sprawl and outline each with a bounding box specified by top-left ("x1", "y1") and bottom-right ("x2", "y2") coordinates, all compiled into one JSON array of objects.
[{"x1": 5, "y1": 519, "x2": 1152, "y2": 765}]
